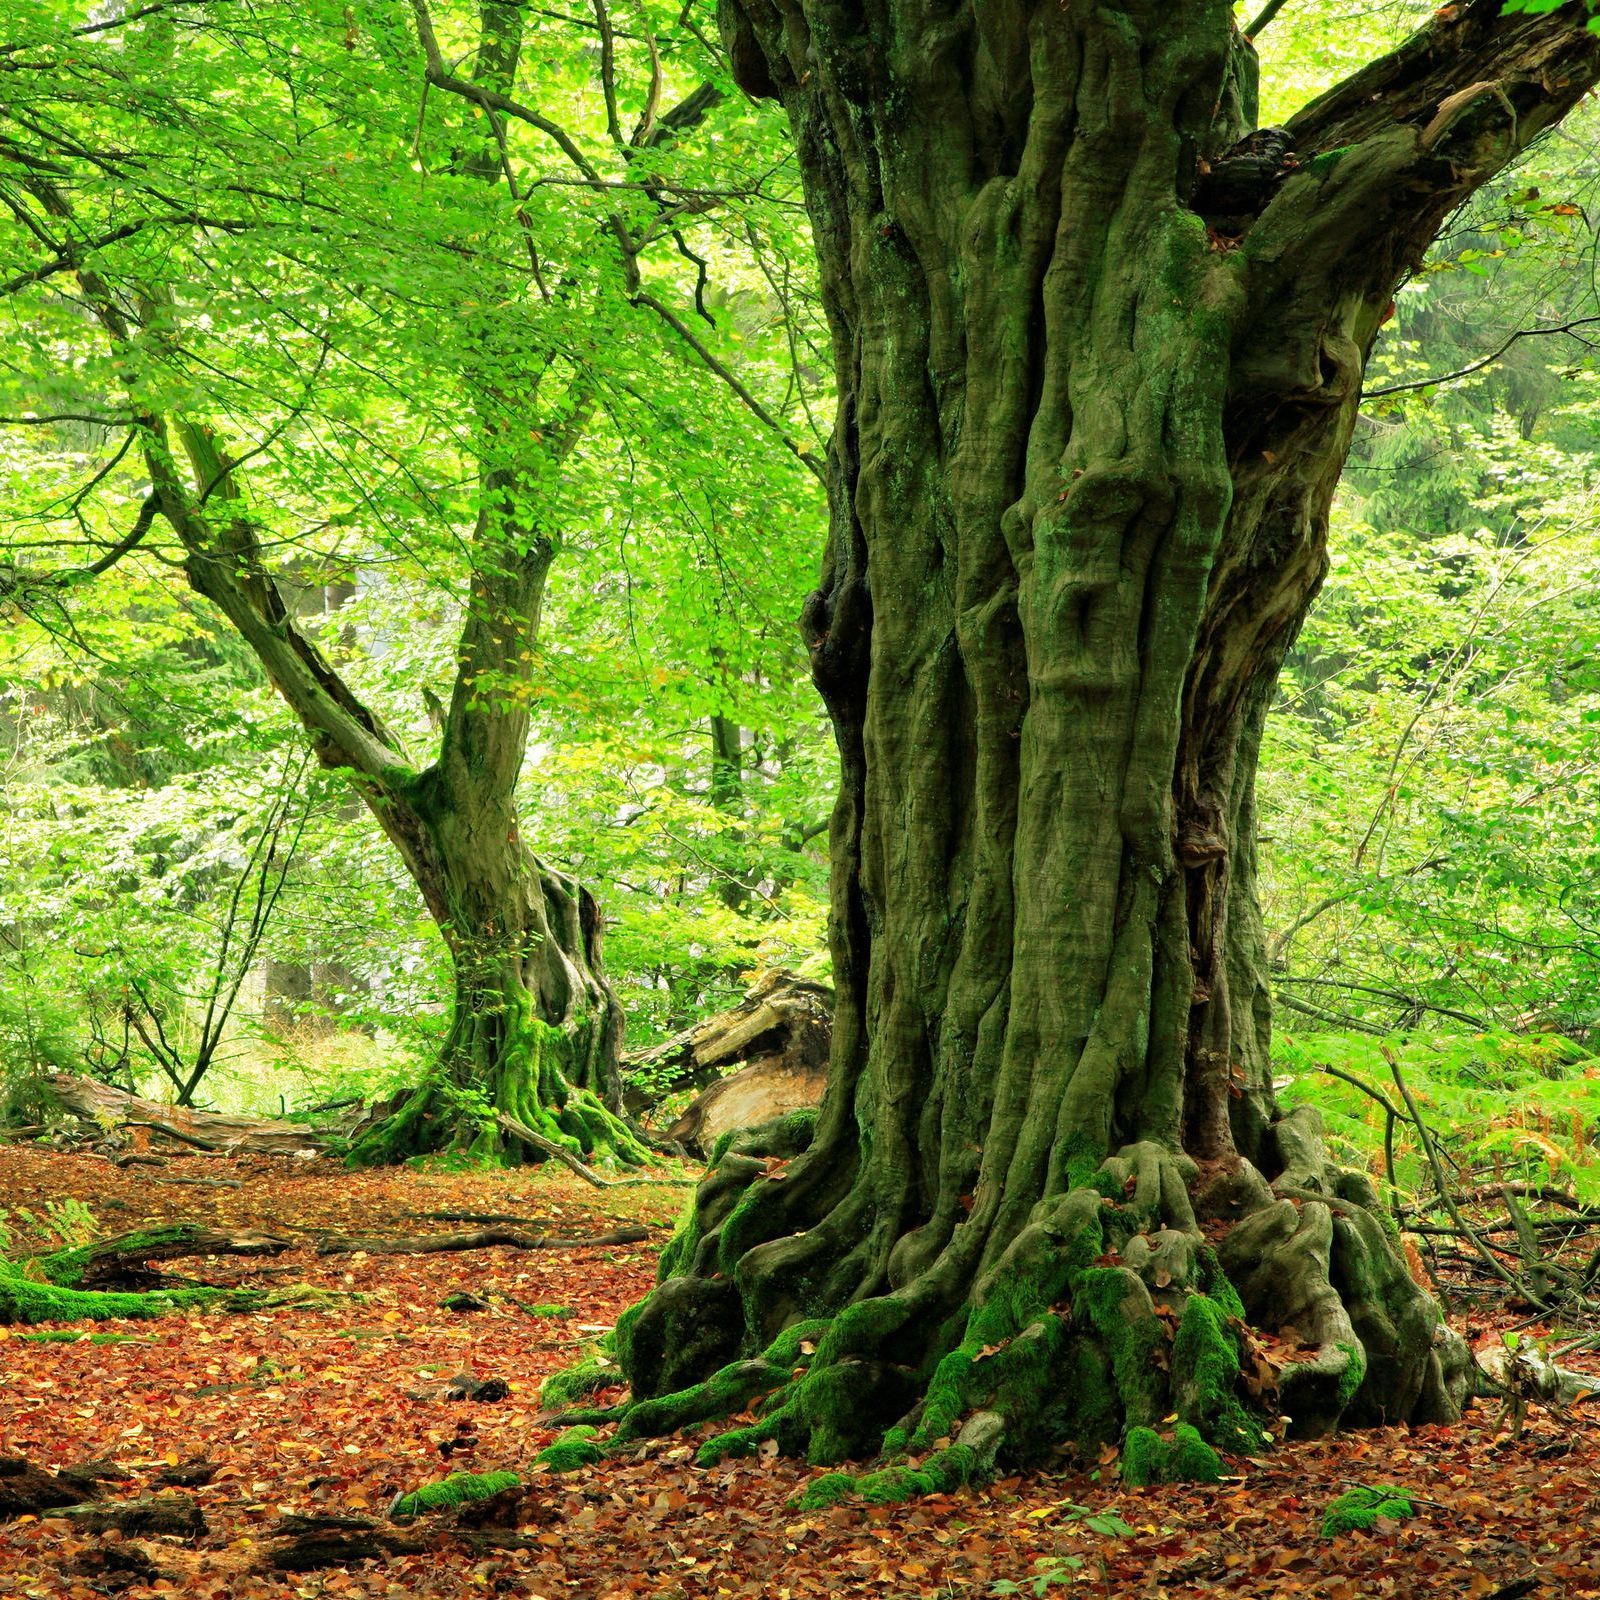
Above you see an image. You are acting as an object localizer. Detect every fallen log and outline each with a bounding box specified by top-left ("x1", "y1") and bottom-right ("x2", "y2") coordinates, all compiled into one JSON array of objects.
[
  {"x1": 622, "y1": 971, "x2": 835, "y2": 1159},
  {"x1": 64, "y1": 1494, "x2": 207, "y2": 1539},
  {"x1": 39, "y1": 1073, "x2": 331, "y2": 1156},
  {"x1": 409, "y1": 1211, "x2": 557, "y2": 1227},
  {"x1": 27, "y1": 1224, "x2": 292, "y2": 1292},
  {"x1": 266, "y1": 1521, "x2": 429, "y2": 1572},
  {"x1": 0, "y1": 1458, "x2": 95, "y2": 1520},
  {"x1": 316, "y1": 1225, "x2": 651, "y2": 1257},
  {"x1": 626, "y1": 970, "x2": 832, "y2": 1115}
]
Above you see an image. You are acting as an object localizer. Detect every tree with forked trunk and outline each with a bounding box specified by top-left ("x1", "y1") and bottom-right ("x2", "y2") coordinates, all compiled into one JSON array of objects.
[
  {"x1": 0, "y1": 0, "x2": 748, "y2": 1168},
  {"x1": 547, "y1": 0, "x2": 1600, "y2": 1498}
]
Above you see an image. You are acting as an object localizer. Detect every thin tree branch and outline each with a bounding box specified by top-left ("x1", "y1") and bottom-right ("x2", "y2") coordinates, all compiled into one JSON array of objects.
[
  {"x1": 1365, "y1": 313, "x2": 1600, "y2": 398},
  {"x1": 1243, "y1": 0, "x2": 1292, "y2": 42},
  {"x1": 632, "y1": 291, "x2": 827, "y2": 482},
  {"x1": 0, "y1": 494, "x2": 161, "y2": 603}
]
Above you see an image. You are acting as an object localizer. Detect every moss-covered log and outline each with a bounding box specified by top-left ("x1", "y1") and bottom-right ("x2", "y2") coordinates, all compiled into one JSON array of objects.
[
  {"x1": 29, "y1": 1225, "x2": 290, "y2": 1290},
  {"x1": 0, "y1": 1262, "x2": 225, "y2": 1325},
  {"x1": 0, "y1": 1224, "x2": 318, "y2": 1325},
  {"x1": 537, "y1": 0, "x2": 1600, "y2": 1504},
  {"x1": 389, "y1": 1471, "x2": 521, "y2": 1522}
]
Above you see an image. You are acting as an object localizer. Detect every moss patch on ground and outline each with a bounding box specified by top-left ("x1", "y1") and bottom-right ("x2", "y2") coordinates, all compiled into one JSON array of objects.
[
  {"x1": 1321, "y1": 1484, "x2": 1414, "y2": 1537},
  {"x1": 389, "y1": 1470, "x2": 521, "y2": 1521}
]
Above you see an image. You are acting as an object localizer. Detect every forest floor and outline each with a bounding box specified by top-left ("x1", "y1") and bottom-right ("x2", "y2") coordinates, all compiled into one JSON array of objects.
[{"x1": 2, "y1": 1146, "x2": 1599, "y2": 1600}]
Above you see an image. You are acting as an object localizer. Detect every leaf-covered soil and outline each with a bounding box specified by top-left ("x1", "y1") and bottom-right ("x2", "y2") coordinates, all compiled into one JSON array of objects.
[{"x1": 2, "y1": 1146, "x2": 1599, "y2": 1600}]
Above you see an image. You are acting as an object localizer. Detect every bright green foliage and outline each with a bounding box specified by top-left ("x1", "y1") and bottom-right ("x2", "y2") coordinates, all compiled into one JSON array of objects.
[
  {"x1": 1320, "y1": 1484, "x2": 1415, "y2": 1537},
  {"x1": 1278, "y1": 1031, "x2": 1600, "y2": 1205},
  {"x1": 389, "y1": 1471, "x2": 521, "y2": 1522},
  {"x1": 989, "y1": 1558, "x2": 1085, "y2": 1596},
  {"x1": 0, "y1": 0, "x2": 830, "y2": 1129}
]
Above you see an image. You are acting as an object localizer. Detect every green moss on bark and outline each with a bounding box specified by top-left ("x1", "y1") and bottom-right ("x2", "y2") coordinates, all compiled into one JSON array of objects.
[
  {"x1": 1334, "y1": 1340, "x2": 1368, "y2": 1409},
  {"x1": 1121, "y1": 1423, "x2": 1223, "y2": 1486},
  {"x1": 1171, "y1": 1294, "x2": 1264, "y2": 1454},
  {"x1": 0, "y1": 1262, "x2": 223, "y2": 1325},
  {"x1": 793, "y1": 1443, "x2": 979, "y2": 1511},
  {"x1": 348, "y1": 992, "x2": 645, "y2": 1170}
]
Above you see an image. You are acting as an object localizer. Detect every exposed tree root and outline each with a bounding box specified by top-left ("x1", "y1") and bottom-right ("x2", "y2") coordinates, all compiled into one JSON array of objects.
[
  {"x1": 344, "y1": 1013, "x2": 652, "y2": 1172},
  {"x1": 538, "y1": 1110, "x2": 1467, "y2": 1506}
]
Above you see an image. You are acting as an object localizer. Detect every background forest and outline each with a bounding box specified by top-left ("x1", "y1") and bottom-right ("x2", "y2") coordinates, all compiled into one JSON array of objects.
[{"x1": 2, "y1": 0, "x2": 1599, "y2": 1194}]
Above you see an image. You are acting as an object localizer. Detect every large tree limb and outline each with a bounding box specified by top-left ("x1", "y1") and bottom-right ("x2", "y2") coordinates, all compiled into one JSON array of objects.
[
  {"x1": 1242, "y1": 0, "x2": 1600, "y2": 382},
  {"x1": 42, "y1": 1071, "x2": 334, "y2": 1155}
]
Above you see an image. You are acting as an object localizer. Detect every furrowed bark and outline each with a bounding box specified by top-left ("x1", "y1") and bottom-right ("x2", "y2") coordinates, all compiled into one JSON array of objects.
[{"x1": 560, "y1": 0, "x2": 1600, "y2": 1497}]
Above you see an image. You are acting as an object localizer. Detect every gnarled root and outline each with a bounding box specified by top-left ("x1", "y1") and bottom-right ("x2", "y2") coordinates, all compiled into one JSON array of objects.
[
  {"x1": 538, "y1": 1109, "x2": 1467, "y2": 1505},
  {"x1": 346, "y1": 1025, "x2": 649, "y2": 1171}
]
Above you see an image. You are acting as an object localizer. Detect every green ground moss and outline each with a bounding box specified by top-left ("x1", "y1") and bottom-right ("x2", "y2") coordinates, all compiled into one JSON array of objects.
[
  {"x1": 539, "y1": 1345, "x2": 622, "y2": 1410},
  {"x1": 17, "y1": 1329, "x2": 145, "y2": 1344},
  {"x1": 1321, "y1": 1484, "x2": 1413, "y2": 1537},
  {"x1": 534, "y1": 1426, "x2": 605, "y2": 1472},
  {"x1": 390, "y1": 1470, "x2": 520, "y2": 1521}
]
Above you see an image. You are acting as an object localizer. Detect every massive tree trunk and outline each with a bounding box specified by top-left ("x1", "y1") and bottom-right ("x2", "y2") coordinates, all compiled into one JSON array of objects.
[{"x1": 565, "y1": 0, "x2": 1600, "y2": 1497}]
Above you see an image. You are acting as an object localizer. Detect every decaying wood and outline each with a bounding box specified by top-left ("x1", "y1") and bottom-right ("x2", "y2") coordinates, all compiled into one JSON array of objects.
[
  {"x1": 41, "y1": 1073, "x2": 330, "y2": 1155},
  {"x1": 409, "y1": 1210, "x2": 556, "y2": 1227},
  {"x1": 627, "y1": 970, "x2": 833, "y2": 1108},
  {"x1": 26, "y1": 1224, "x2": 292, "y2": 1291},
  {"x1": 263, "y1": 1513, "x2": 534, "y2": 1572},
  {"x1": 633, "y1": 971, "x2": 833, "y2": 1158},
  {"x1": 0, "y1": 1458, "x2": 96, "y2": 1520},
  {"x1": 267, "y1": 1523, "x2": 430, "y2": 1572},
  {"x1": 316, "y1": 1224, "x2": 651, "y2": 1257},
  {"x1": 64, "y1": 1494, "x2": 207, "y2": 1538}
]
